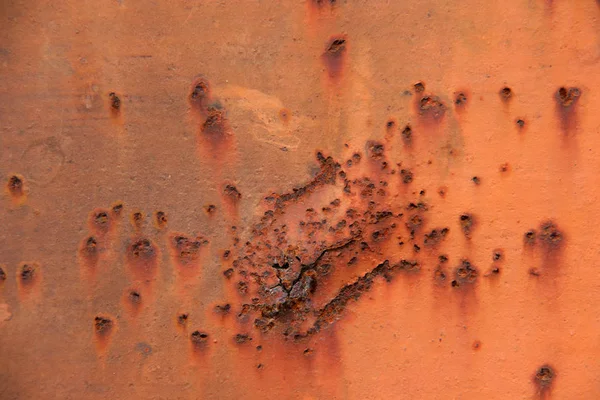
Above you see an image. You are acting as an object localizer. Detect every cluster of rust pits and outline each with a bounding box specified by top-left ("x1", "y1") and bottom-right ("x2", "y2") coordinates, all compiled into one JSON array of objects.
[{"x1": 61, "y1": 71, "x2": 572, "y2": 388}]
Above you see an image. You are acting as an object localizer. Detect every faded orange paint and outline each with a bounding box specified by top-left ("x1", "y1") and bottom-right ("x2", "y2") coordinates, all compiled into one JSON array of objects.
[{"x1": 1, "y1": 1, "x2": 600, "y2": 399}]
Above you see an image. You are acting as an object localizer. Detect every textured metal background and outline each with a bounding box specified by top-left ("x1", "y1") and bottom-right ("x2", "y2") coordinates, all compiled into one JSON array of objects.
[{"x1": 1, "y1": 1, "x2": 600, "y2": 399}]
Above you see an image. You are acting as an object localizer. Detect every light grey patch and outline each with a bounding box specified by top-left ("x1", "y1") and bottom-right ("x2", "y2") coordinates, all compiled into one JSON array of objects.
[
  {"x1": 135, "y1": 342, "x2": 152, "y2": 356},
  {"x1": 22, "y1": 137, "x2": 65, "y2": 186}
]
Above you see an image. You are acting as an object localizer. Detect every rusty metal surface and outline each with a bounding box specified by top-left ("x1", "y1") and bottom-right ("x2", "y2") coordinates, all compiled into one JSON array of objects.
[{"x1": 1, "y1": 1, "x2": 600, "y2": 399}]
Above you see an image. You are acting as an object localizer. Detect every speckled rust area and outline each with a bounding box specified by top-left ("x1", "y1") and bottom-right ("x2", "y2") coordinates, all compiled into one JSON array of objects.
[{"x1": 1, "y1": 1, "x2": 600, "y2": 399}]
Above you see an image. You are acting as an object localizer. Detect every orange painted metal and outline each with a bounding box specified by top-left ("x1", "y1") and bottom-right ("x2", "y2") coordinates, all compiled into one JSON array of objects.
[{"x1": 1, "y1": 1, "x2": 600, "y2": 399}]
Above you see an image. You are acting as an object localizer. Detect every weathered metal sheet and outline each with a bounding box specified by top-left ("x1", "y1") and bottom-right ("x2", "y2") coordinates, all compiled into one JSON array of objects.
[{"x1": 1, "y1": 0, "x2": 600, "y2": 399}]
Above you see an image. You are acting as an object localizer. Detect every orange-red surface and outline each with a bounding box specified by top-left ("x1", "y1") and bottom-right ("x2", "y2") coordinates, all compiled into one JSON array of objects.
[{"x1": 1, "y1": 1, "x2": 600, "y2": 399}]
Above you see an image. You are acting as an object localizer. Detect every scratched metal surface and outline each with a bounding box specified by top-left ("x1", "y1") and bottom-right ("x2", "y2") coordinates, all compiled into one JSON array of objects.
[{"x1": 1, "y1": 1, "x2": 600, "y2": 399}]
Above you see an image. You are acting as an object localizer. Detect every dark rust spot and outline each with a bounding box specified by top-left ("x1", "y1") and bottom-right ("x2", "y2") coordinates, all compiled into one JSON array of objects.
[
  {"x1": 556, "y1": 87, "x2": 580, "y2": 108},
  {"x1": 224, "y1": 184, "x2": 242, "y2": 200},
  {"x1": 93, "y1": 211, "x2": 110, "y2": 230},
  {"x1": 109, "y1": 92, "x2": 121, "y2": 111},
  {"x1": 423, "y1": 228, "x2": 449, "y2": 247},
  {"x1": 366, "y1": 141, "x2": 385, "y2": 159},
  {"x1": 499, "y1": 86, "x2": 512, "y2": 101},
  {"x1": 202, "y1": 107, "x2": 228, "y2": 136},
  {"x1": 129, "y1": 238, "x2": 156, "y2": 259},
  {"x1": 400, "y1": 169, "x2": 413, "y2": 184},
  {"x1": 214, "y1": 304, "x2": 231, "y2": 314},
  {"x1": 19, "y1": 263, "x2": 36, "y2": 284},
  {"x1": 454, "y1": 92, "x2": 467, "y2": 106},
  {"x1": 234, "y1": 333, "x2": 252, "y2": 344},
  {"x1": 189, "y1": 77, "x2": 211, "y2": 111},
  {"x1": 534, "y1": 365, "x2": 555, "y2": 390},
  {"x1": 170, "y1": 234, "x2": 207, "y2": 265},
  {"x1": 177, "y1": 313, "x2": 189, "y2": 326},
  {"x1": 131, "y1": 212, "x2": 144, "y2": 228},
  {"x1": 401, "y1": 125, "x2": 412, "y2": 146},
  {"x1": 111, "y1": 202, "x2": 124, "y2": 215},
  {"x1": 492, "y1": 249, "x2": 504, "y2": 262},
  {"x1": 155, "y1": 211, "x2": 167, "y2": 229},
  {"x1": 414, "y1": 82, "x2": 425, "y2": 93},
  {"x1": 223, "y1": 268, "x2": 234, "y2": 279},
  {"x1": 539, "y1": 221, "x2": 563, "y2": 249},
  {"x1": 0, "y1": 267, "x2": 6, "y2": 282},
  {"x1": 555, "y1": 87, "x2": 581, "y2": 133},
  {"x1": 94, "y1": 316, "x2": 113, "y2": 336},
  {"x1": 419, "y1": 96, "x2": 446, "y2": 119},
  {"x1": 516, "y1": 119, "x2": 525, "y2": 128},
  {"x1": 459, "y1": 214, "x2": 475, "y2": 237},
  {"x1": 205, "y1": 204, "x2": 217, "y2": 214},
  {"x1": 472, "y1": 340, "x2": 481, "y2": 350},
  {"x1": 322, "y1": 35, "x2": 347, "y2": 80},
  {"x1": 129, "y1": 290, "x2": 141, "y2": 304},
  {"x1": 524, "y1": 230, "x2": 536, "y2": 245},
  {"x1": 471, "y1": 176, "x2": 481, "y2": 185},
  {"x1": 7, "y1": 175, "x2": 24, "y2": 197},
  {"x1": 453, "y1": 259, "x2": 478, "y2": 287},
  {"x1": 190, "y1": 330, "x2": 209, "y2": 347}
]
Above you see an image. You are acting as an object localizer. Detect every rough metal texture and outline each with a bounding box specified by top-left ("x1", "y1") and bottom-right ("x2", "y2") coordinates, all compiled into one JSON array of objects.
[{"x1": 1, "y1": 1, "x2": 600, "y2": 399}]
